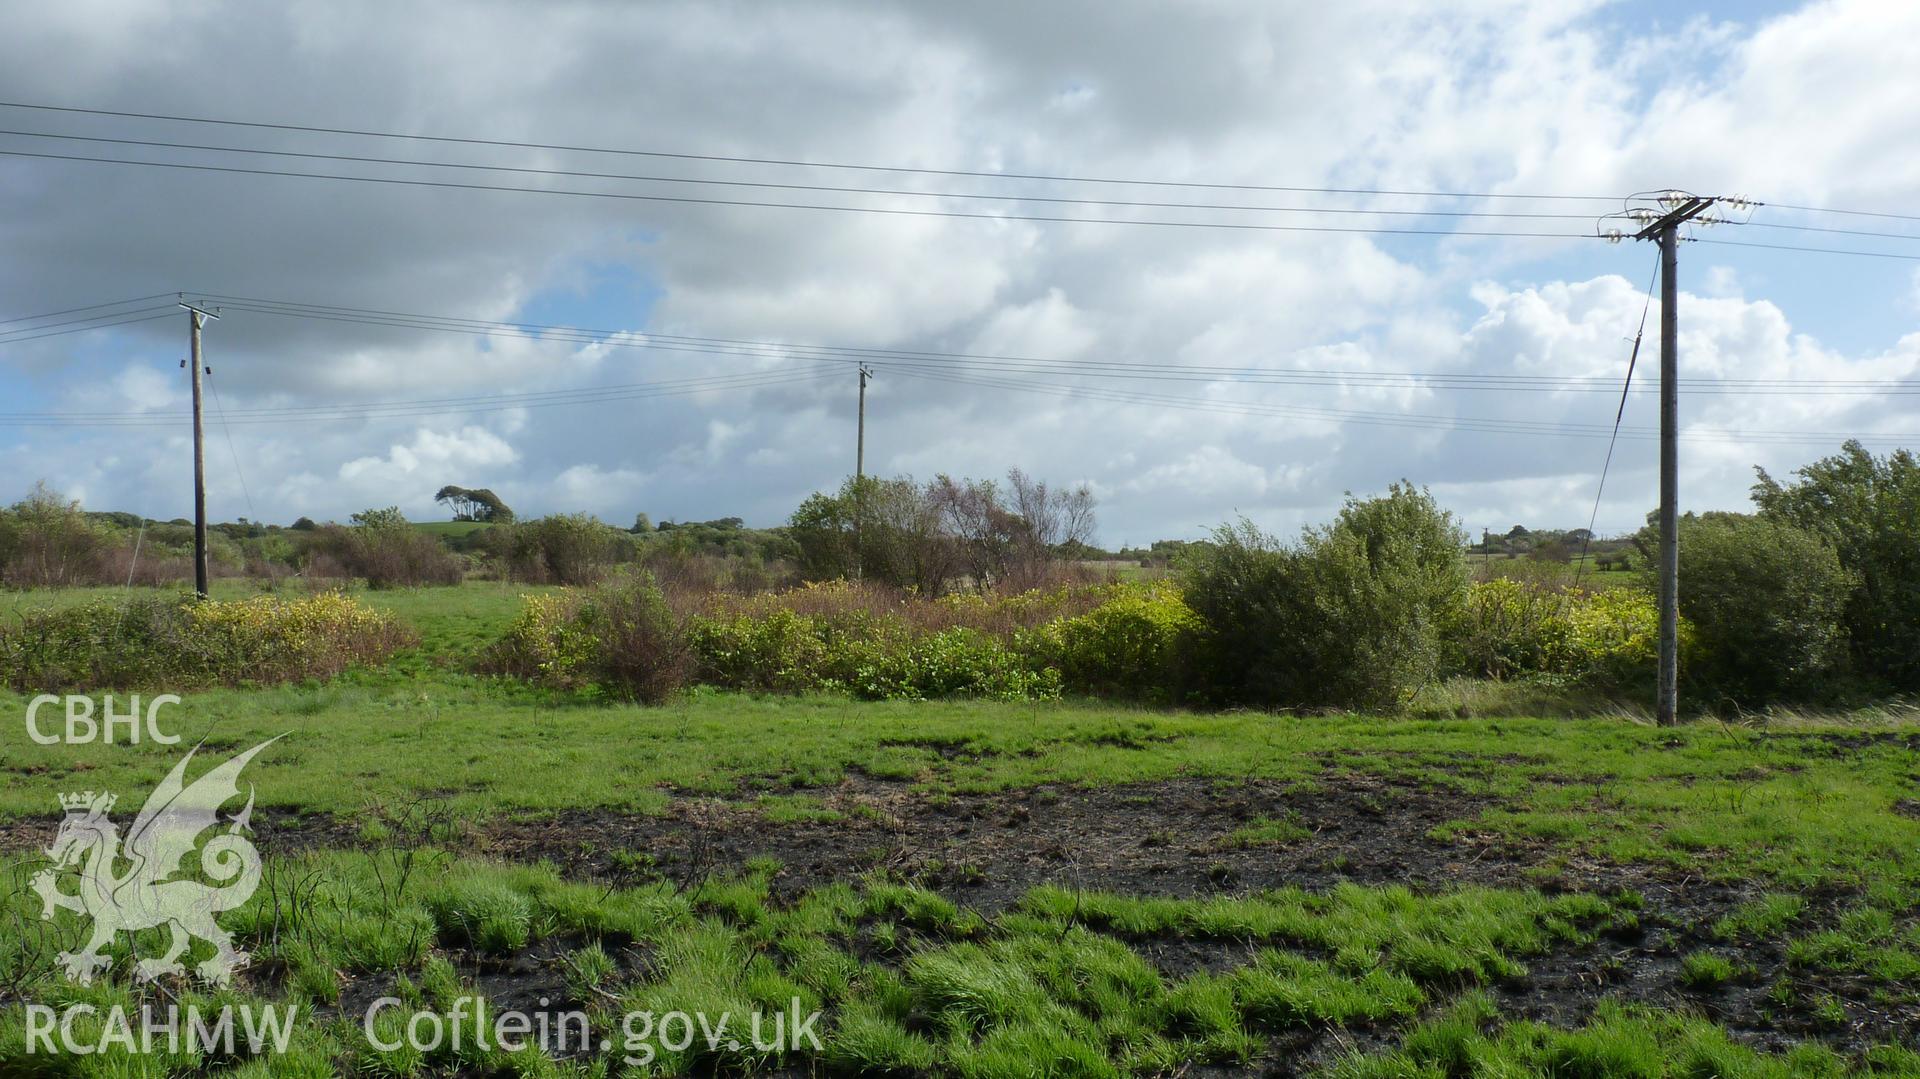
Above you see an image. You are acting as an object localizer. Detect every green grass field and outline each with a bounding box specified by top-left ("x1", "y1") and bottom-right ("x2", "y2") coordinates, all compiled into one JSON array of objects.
[{"x1": 2, "y1": 582, "x2": 1917, "y2": 1075}]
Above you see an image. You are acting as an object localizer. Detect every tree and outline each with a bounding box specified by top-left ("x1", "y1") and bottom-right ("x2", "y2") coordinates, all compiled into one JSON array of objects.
[
  {"x1": 631, "y1": 513, "x2": 654, "y2": 534},
  {"x1": 1004, "y1": 468, "x2": 1096, "y2": 587},
  {"x1": 350, "y1": 506, "x2": 409, "y2": 531},
  {"x1": 790, "y1": 470, "x2": 1096, "y2": 594},
  {"x1": 0, "y1": 482, "x2": 109, "y2": 587},
  {"x1": 1662, "y1": 514, "x2": 1850, "y2": 702},
  {"x1": 1180, "y1": 483, "x2": 1466, "y2": 709},
  {"x1": 930, "y1": 475, "x2": 1014, "y2": 586},
  {"x1": 434, "y1": 485, "x2": 514, "y2": 523},
  {"x1": 1753, "y1": 441, "x2": 1920, "y2": 689}
]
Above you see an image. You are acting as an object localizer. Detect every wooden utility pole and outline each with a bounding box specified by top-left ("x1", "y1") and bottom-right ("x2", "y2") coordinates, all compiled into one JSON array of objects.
[
  {"x1": 1633, "y1": 195, "x2": 1713, "y2": 725},
  {"x1": 181, "y1": 301, "x2": 220, "y2": 597},
  {"x1": 856, "y1": 364, "x2": 872, "y2": 480},
  {"x1": 853, "y1": 364, "x2": 873, "y2": 580}
]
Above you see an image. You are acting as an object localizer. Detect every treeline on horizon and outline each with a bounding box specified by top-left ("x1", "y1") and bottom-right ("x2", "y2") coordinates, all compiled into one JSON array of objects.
[{"x1": 0, "y1": 441, "x2": 1915, "y2": 712}]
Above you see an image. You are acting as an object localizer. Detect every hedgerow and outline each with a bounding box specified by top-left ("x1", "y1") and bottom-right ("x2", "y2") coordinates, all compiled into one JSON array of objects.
[
  {"x1": 1444, "y1": 579, "x2": 1689, "y2": 695},
  {"x1": 0, "y1": 591, "x2": 413, "y2": 690},
  {"x1": 494, "y1": 577, "x2": 1087, "y2": 703}
]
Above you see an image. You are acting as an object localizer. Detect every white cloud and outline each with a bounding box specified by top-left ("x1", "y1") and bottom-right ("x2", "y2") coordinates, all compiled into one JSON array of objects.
[
  {"x1": 330, "y1": 426, "x2": 519, "y2": 514},
  {"x1": 1, "y1": 0, "x2": 1916, "y2": 543}
]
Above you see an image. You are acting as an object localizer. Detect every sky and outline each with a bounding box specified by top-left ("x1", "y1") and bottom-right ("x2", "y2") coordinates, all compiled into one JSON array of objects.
[{"x1": 1, "y1": 0, "x2": 1917, "y2": 548}]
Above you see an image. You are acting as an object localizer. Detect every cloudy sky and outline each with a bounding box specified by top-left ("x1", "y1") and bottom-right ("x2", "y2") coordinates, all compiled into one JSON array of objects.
[{"x1": 2, "y1": 0, "x2": 1917, "y2": 547}]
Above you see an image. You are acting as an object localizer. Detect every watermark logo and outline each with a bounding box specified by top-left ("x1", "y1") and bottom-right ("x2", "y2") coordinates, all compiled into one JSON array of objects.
[
  {"x1": 26, "y1": 693, "x2": 182, "y2": 745},
  {"x1": 31, "y1": 737, "x2": 281, "y2": 986}
]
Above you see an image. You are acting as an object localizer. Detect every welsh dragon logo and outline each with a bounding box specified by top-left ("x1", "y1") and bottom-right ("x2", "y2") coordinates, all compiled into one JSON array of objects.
[{"x1": 30, "y1": 738, "x2": 280, "y2": 986}]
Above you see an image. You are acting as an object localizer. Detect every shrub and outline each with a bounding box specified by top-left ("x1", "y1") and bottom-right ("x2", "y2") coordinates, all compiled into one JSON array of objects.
[
  {"x1": 1753, "y1": 442, "x2": 1920, "y2": 689},
  {"x1": 1664, "y1": 514, "x2": 1851, "y2": 702},
  {"x1": 1445, "y1": 578, "x2": 1572, "y2": 680},
  {"x1": 1559, "y1": 587, "x2": 1671, "y2": 692},
  {"x1": 483, "y1": 574, "x2": 691, "y2": 703},
  {"x1": 0, "y1": 482, "x2": 110, "y2": 588},
  {"x1": 0, "y1": 591, "x2": 414, "y2": 690},
  {"x1": 687, "y1": 608, "x2": 830, "y2": 693},
  {"x1": 1181, "y1": 484, "x2": 1466, "y2": 710},
  {"x1": 490, "y1": 513, "x2": 626, "y2": 585},
  {"x1": 313, "y1": 508, "x2": 462, "y2": 588},
  {"x1": 605, "y1": 578, "x2": 1087, "y2": 701},
  {"x1": 1025, "y1": 582, "x2": 1198, "y2": 701},
  {"x1": 838, "y1": 627, "x2": 1061, "y2": 702},
  {"x1": 1442, "y1": 580, "x2": 1683, "y2": 697}
]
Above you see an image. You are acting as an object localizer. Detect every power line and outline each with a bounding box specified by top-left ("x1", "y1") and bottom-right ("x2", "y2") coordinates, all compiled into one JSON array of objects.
[
  {"x1": 6, "y1": 140, "x2": 1914, "y2": 257},
  {"x1": 1571, "y1": 250, "x2": 1661, "y2": 586},
  {"x1": 0, "y1": 369, "x2": 836, "y2": 428},
  {"x1": 1737, "y1": 219, "x2": 1920, "y2": 242},
  {"x1": 0, "y1": 147, "x2": 1605, "y2": 240},
  {"x1": 0, "y1": 303, "x2": 178, "y2": 338},
  {"x1": 7, "y1": 101, "x2": 1912, "y2": 236},
  {"x1": 0, "y1": 128, "x2": 1619, "y2": 223},
  {"x1": 0, "y1": 308, "x2": 177, "y2": 343},
  {"x1": 204, "y1": 368, "x2": 257, "y2": 521},
  {"x1": 0, "y1": 367, "x2": 833, "y2": 420},
  {"x1": 0, "y1": 291, "x2": 178, "y2": 327},
  {"x1": 1692, "y1": 237, "x2": 1920, "y2": 261},
  {"x1": 1760, "y1": 201, "x2": 1920, "y2": 225},
  {"x1": 885, "y1": 366, "x2": 1918, "y2": 448},
  {"x1": 190, "y1": 293, "x2": 1920, "y2": 396},
  {"x1": 0, "y1": 100, "x2": 1629, "y2": 203}
]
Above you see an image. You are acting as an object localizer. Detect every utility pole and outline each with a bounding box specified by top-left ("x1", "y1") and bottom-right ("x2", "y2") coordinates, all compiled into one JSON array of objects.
[
  {"x1": 856, "y1": 364, "x2": 872, "y2": 480},
  {"x1": 1627, "y1": 193, "x2": 1714, "y2": 725},
  {"x1": 853, "y1": 364, "x2": 873, "y2": 581},
  {"x1": 180, "y1": 301, "x2": 220, "y2": 598}
]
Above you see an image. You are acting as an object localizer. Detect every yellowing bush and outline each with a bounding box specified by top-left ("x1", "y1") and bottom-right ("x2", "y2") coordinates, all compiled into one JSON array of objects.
[
  {"x1": 1445, "y1": 580, "x2": 1692, "y2": 693},
  {"x1": 1025, "y1": 582, "x2": 1199, "y2": 701},
  {"x1": 0, "y1": 591, "x2": 413, "y2": 690},
  {"x1": 482, "y1": 575, "x2": 691, "y2": 703},
  {"x1": 687, "y1": 608, "x2": 830, "y2": 693}
]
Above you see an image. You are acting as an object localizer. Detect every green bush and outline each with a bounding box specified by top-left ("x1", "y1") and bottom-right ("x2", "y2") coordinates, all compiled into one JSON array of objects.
[
  {"x1": 1181, "y1": 484, "x2": 1467, "y2": 710},
  {"x1": 839, "y1": 626, "x2": 1061, "y2": 702},
  {"x1": 687, "y1": 608, "x2": 830, "y2": 693},
  {"x1": 483, "y1": 573, "x2": 690, "y2": 703},
  {"x1": 0, "y1": 482, "x2": 111, "y2": 588},
  {"x1": 1753, "y1": 442, "x2": 1920, "y2": 690},
  {"x1": 1443, "y1": 579, "x2": 1682, "y2": 695},
  {"x1": 314, "y1": 507, "x2": 462, "y2": 588},
  {"x1": 1560, "y1": 587, "x2": 1671, "y2": 692},
  {"x1": 1025, "y1": 582, "x2": 1197, "y2": 701},
  {"x1": 1445, "y1": 578, "x2": 1571, "y2": 680},
  {"x1": 0, "y1": 591, "x2": 414, "y2": 690},
  {"x1": 1665, "y1": 514, "x2": 1851, "y2": 702},
  {"x1": 489, "y1": 513, "x2": 627, "y2": 585}
]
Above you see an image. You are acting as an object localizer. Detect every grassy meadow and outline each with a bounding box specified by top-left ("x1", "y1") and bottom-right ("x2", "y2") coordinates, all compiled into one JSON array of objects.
[{"x1": 1, "y1": 580, "x2": 1918, "y2": 1076}]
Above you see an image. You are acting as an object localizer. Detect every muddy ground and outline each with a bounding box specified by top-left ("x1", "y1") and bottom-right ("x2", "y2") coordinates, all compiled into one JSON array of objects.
[{"x1": 5, "y1": 769, "x2": 1915, "y2": 1069}]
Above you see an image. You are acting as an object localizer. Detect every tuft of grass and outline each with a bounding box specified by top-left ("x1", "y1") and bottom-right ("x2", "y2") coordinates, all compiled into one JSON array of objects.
[
  {"x1": 1321, "y1": 1000, "x2": 1892, "y2": 1079},
  {"x1": 1680, "y1": 950, "x2": 1739, "y2": 989},
  {"x1": 1223, "y1": 811, "x2": 1313, "y2": 848},
  {"x1": 565, "y1": 942, "x2": 618, "y2": 1001},
  {"x1": 1714, "y1": 893, "x2": 1807, "y2": 941}
]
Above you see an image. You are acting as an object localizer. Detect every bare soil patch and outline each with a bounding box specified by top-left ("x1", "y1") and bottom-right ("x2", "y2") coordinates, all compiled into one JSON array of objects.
[{"x1": 7, "y1": 772, "x2": 1915, "y2": 1059}]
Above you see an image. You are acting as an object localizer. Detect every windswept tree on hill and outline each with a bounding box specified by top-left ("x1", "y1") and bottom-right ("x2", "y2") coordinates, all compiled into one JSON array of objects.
[{"x1": 434, "y1": 485, "x2": 515, "y2": 523}]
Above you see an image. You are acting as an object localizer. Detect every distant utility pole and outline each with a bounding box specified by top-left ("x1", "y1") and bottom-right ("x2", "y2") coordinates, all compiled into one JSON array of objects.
[
  {"x1": 853, "y1": 364, "x2": 873, "y2": 581},
  {"x1": 856, "y1": 364, "x2": 873, "y2": 480},
  {"x1": 180, "y1": 300, "x2": 220, "y2": 598},
  {"x1": 1617, "y1": 192, "x2": 1719, "y2": 725}
]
